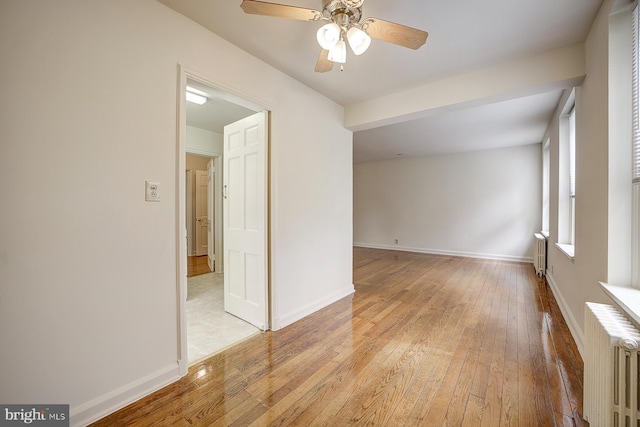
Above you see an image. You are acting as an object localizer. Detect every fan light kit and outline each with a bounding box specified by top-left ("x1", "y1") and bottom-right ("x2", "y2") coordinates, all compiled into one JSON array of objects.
[{"x1": 240, "y1": 0, "x2": 428, "y2": 72}]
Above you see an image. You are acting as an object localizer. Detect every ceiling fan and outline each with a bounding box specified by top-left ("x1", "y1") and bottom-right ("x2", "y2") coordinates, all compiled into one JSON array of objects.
[{"x1": 240, "y1": 0, "x2": 429, "y2": 72}]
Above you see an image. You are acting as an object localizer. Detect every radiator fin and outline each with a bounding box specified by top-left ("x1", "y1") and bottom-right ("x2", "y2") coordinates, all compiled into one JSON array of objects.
[{"x1": 584, "y1": 302, "x2": 640, "y2": 427}]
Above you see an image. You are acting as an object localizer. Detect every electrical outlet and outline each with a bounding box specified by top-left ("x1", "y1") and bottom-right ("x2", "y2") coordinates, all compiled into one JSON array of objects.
[{"x1": 145, "y1": 181, "x2": 160, "y2": 202}]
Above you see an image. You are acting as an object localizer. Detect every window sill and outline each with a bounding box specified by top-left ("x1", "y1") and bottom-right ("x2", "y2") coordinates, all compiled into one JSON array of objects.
[
  {"x1": 600, "y1": 282, "x2": 640, "y2": 326},
  {"x1": 555, "y1": 243, "x2": 575, "y2": 261}
]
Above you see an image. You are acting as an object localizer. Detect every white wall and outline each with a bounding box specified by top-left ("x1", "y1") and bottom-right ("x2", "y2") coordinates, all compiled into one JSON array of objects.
[
  {"x1": 354, "y1": 144, "x2": 541, "y2": 261},
  {"x1": 186, "y1": 125, "x2": 222, "y2": 156},
  {"x1": 0, "y1": 0, "x2": 352, "y2": 424},
  {"x1": 270, "y1": 100, "x2": 354, "y2": 328}
]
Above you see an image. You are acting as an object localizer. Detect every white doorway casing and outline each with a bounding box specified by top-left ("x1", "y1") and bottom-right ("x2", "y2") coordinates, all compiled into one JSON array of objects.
[{"x1": 176, "y1": 67, "x2": 269, "y2": 374}]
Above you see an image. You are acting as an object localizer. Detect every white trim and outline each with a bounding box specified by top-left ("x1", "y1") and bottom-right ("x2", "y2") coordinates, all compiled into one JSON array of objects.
[
  {"x1": 70, "y1": 363, "x2": 180, "y2": 427},
  {"x1": 545, "y1": 272, "x2": 585, "y2": 358},
  {"x1": 186, "y1": 147, "x2": 220, "y2": 157},
  {"x1": 271, "y1": 284, "x2": 355, "y2": 331},
  {"x1": 600, "y1": 282, "x2": 640, "y2": 326},
  {"x1": 178, "y1": 358, "x2": 189, "y2": 375},
  {"x1": 353, "y1": 242, "x2": 533, "y2": 263},
  {"x1": 633, "y1": 184, "x2": 640, "y2": 287},
  {"x1": 555, "y1": 242, "x2": 575, "y2": 260},
  {"x1": 611, "y1": 0, "x2": 637, "y2": 16},
  {"x1": 176, "y1": 66, "x2": 189, "y2": 375}
]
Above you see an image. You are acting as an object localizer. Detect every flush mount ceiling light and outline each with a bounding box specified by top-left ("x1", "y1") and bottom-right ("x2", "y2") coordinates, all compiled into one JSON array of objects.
[
  {"x1": 240, "y1": 0, "x2": 429, "y2": 72},
  {"x1": 186, "y1": 86, "x2": 207, "y2": 105}
]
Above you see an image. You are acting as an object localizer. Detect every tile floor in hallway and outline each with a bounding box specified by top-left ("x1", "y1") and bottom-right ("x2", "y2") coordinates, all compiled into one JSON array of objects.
[{"x1": 187, "y1": 272, "x2": 260, "y2": 363}]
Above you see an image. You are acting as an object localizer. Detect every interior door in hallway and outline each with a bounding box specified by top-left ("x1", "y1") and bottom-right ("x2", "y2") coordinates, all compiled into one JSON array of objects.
[
  {"x1": 207, "y1": 159, "x2": 214, "y2": 271},
  {"x1": 195, "y1": 169, "x2": 208, "y2": 256},
  {"x1": 223, "y1": 110, "x2": 268, "y2": 330}
]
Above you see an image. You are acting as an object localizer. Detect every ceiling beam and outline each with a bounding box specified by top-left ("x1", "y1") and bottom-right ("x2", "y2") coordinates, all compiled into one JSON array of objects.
[{"x1": 344, "y1": 43, "x2": 586, "y2": 132}]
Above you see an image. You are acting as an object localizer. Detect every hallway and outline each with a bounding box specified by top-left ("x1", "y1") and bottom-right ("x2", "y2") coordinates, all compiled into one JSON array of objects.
[{"x1": 187, "y1": 271, "x2": 260, "y2": 363}]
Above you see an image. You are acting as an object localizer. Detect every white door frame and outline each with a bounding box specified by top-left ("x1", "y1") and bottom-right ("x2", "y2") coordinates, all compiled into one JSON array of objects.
[{"x1": 175, "y1": 66, "x2": 272, "y2": 375}]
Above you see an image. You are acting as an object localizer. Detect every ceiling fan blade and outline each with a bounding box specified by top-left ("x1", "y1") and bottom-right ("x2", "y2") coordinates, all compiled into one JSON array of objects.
[
  {"x1": 240, "y1": 0, "x2": 321, "y2": 21},
  {"x1": 315, "y1": 49, "x2": 334, "y2": 73},
  {"x1": 363, "y1": 18, "x2": 428, "y2": 50}
]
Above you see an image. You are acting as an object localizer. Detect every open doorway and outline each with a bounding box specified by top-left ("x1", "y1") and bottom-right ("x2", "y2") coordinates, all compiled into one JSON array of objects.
[
  {"x1": 181, "y1": 76, "x2": 266, "y2": 365},
  {"x1": 186, "y1": 154, "x2": 213, "y2": 275}
]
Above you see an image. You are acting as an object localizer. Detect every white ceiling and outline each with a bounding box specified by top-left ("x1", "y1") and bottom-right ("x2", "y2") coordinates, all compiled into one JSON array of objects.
[
  {"x1": 354, "y1": 90, "x2": 563, "y2": 162},
  {"x1": 160, "y1": 0, "x2": 603, "y2": 162},
  {"x1": 186, "y1": 79, "x2": 257, "y2": 133}
]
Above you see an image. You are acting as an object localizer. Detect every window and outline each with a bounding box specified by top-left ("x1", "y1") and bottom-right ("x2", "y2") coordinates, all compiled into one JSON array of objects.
[
  {"x1": 632, "y1": 4, "x2": 640, "y2": 288},
  {"x1": 568, "y1": 107, "x2": 576, "y2": 246},
  {"x1": 601, "y1": 2, "x2": 640, "y2": 316},
  {"x1": 556, "y1": 90, "x2": 576, "y2": 259},
  {"x1": 542, "y1": 138, "x2": 550, "y2": 236}
]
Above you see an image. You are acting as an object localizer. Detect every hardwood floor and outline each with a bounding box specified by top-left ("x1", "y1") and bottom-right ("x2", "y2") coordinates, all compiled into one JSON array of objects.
[
  {"x1": 188, "y1": 255, "x2": 212, "y2": 277},
  {"x1": 92, "y1": 248, "x2": 585, "y2": 426}
]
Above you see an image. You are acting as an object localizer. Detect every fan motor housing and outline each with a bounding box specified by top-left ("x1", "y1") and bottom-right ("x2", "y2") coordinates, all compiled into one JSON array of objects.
[{"x1": 322, "y1": 0, "x2": 363, "y2": 23}]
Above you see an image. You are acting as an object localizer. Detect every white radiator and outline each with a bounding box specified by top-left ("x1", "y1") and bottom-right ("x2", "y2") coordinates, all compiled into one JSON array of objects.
[
  {"x1": 584, "y1": 302, "x2": 640, "y2": 427},
  {"x1": 533, "y1": 233, "x2": 546, "y2": 276}
]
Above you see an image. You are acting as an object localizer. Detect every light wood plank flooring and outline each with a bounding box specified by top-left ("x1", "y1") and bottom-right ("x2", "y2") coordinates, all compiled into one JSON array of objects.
[
  {"x1": 188, "y1": 255, "x2": 213, "y2": 277},
  {"x1": 92, "y1": 247, "x2": 585, "y2": 426}
]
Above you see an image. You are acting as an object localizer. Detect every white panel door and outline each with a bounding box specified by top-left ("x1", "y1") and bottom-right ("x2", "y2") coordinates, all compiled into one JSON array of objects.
[
  {"x1": 207, "y1": 159, "x2": 214, "y2": 271},
  {"x1": 195, "y1": 170, "x2": 209, "y2": 256},
  {"x1": 223, "y1": 111, "x2": 268, "y2": 330}
]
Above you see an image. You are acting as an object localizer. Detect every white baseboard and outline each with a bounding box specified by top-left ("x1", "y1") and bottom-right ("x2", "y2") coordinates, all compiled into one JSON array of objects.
[
  {"x1": 178, "y1": 357, "x2": 188, "y2": 376},
  {"x1": 71, "y1": 363, "x2": 182, "y2": 427},
  {"x1": 545, "y1": 272, "x2": 585, "y2": 358},
  {"x1": 353, "y1": 242, "x2": 533, "y2": 263},
  {"x1": 272, "y1": 284, "x2": 355, "y2": 331}
]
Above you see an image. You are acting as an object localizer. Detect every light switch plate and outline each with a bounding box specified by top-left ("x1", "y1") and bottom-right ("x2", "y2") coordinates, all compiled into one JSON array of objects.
[{"x1": 145, "y1": 181, "x2": 160, "y2": 202}]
